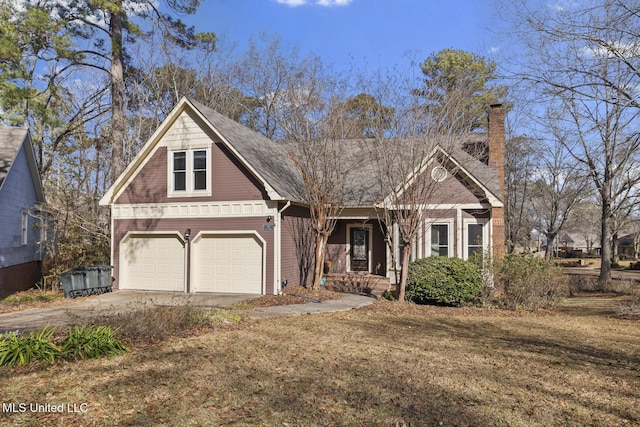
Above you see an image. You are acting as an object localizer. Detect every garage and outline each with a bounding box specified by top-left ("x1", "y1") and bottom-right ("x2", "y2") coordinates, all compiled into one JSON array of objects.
[
  {"x1": 191, "y1": 233, "x2": 264, "y2": 294},
  {"x1": 119, "y1": 233, "x2": 185, "y2": 291}
]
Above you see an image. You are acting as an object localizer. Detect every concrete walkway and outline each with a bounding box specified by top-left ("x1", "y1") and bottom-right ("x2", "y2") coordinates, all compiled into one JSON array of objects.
[{"x1": 0, "y1": 290, "x2": 375, "y2": 333}]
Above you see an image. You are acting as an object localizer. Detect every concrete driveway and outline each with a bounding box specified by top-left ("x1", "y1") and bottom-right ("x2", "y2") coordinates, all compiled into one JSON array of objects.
[{"x1": 0, "y1": 291, "x2": 260, "y2": 333}]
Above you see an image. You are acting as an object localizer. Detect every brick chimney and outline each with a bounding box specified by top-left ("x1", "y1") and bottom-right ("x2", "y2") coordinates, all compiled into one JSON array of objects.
[
  {"x1": 488, "y1": 103, "x2": 505, "y2": 200},
  {"x1": 488, "y1": 104, "x2": 505, "y2": 258}
]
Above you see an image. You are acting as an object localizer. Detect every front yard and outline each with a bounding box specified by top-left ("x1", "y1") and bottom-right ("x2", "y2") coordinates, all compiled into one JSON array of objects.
[{"x1": 0, "y1": 294, "x2": 638, "y2": 426}]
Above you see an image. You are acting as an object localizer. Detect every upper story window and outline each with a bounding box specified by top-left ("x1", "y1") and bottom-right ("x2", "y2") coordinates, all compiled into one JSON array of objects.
[{"x1": 169, "y1": 148, "x2": 211, "y2": 197}]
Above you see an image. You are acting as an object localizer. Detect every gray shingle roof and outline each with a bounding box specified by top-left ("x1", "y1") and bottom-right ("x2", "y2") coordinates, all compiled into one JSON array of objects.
[
  {"x1": 0, "y1": 127, "x2": 29, "y2": 189},
  {"x1": 188, "y1": 98, "x2": 307, "y2": 202},
  {"x1": 187, "y1": 98, "x2": 500, "y2": 207}
]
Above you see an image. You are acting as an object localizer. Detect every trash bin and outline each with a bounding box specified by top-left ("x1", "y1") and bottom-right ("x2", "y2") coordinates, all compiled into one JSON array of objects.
[
  {"x1": 60, "y1": 265, "x2": 113, "y2": 298},
  {"x1": 60, "y1": 268, "x2": 88, "y2": 299}
]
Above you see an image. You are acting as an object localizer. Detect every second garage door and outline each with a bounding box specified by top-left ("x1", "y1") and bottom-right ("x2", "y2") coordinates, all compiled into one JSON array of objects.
[{"x1": 191, "y1": 233, "x2": 264, "y2": 294}]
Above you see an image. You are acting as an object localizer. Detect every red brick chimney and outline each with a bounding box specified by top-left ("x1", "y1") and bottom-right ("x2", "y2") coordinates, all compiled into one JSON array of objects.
[
  {"x1": 488, "y1": 104, "x2": 506, "y2": 258},
  {"x1": 488, "y1": 103, "x2": 505, "y2": 200}
]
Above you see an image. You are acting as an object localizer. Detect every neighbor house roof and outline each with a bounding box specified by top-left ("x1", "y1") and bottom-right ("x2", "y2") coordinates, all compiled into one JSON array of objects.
[{"x1": 0, "y1": 127, "x2": 44, "y2": 202}]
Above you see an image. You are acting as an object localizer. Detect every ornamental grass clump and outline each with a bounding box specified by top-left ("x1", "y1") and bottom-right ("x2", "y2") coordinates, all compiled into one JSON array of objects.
[
  {"x1": 0, "y1": 326, "x2": 60, "y2": 366},
  {"x1": 406, "y1": 257, "x2": 484, "y2": 306},
  {"x1": 60, "y1": 325, "x2": 129, "y2": 360}
]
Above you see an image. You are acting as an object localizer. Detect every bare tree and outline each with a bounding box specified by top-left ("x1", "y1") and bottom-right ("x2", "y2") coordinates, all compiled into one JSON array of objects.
[
  {"x1": 500, "y1": 0, "x2": 640, "y2": 284},
  {"x1": 364, "y1": 68, "x2": 476, "y2": 301},
  {"x1": 528, "y1": 113, "x2": 589, "y2": 260}
]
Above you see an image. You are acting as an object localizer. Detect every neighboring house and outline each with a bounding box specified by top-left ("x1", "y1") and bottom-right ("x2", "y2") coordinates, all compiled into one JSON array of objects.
[
  {"x1": 0, "y1": 128, "x2": 46, "y2": 299},
  {"x1": 555, "y1": 232, "x2": 601, "y2": 257},
  {"x1": 100, "y1": 97, "x2": 505, "y2": 295}
]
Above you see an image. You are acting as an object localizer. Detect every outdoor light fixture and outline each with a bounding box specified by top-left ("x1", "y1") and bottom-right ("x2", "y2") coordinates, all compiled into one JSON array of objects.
[
  {"x1": 184, "y1": 229, "x2": 191, "y2": 241},
  {"x1": 266, "y1": 215, "x2": 273, "y2": 223}
]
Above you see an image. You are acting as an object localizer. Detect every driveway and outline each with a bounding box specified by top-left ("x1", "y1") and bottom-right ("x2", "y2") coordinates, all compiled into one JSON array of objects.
[
  {"x1": 0, "y1": 291, "x2": 260, "y2": 333},
  {"x1": 0, "y1": 290, "x2": 375, "y2": 333}
]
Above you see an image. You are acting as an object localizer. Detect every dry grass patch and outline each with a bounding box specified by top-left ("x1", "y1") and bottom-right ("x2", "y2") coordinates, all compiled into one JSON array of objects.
[
  {"x1": 0, "y1": 298, "x2": 638, "y2": 426},
  {"x1": 0, "y1": 289, "x2": 64, "y2": 314}
]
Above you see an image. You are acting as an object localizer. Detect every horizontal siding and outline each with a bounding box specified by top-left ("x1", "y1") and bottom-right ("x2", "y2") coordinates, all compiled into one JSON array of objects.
[
  {"x1": 0, "y1": 144, "x2": 41, "y2": 268},
  {"x1": 113, "y1": 217, "x2": 276, "y2": 294},
  {"x1": 115, "y1": 110, "x2": 266, "y2": 205}
]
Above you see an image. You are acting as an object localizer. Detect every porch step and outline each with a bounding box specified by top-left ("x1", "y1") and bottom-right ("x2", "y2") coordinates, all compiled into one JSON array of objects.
[{"x1": 323, "y1": 274, "x2": 390, "y2": 297}]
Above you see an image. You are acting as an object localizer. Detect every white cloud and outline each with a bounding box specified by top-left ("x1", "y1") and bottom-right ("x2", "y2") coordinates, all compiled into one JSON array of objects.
[{"x1": 276, "y1": 0, "x2": 353, "y2": 7}]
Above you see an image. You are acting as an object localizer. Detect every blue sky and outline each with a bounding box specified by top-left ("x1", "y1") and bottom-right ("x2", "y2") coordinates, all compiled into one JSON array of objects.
[{"x1": 184, "y1": 0, "x2": 498, "y2": 72}]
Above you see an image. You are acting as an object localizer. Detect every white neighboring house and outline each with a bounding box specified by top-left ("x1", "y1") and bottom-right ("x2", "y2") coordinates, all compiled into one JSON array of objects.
[{"x1": 0, "y1": 127, "x2": 46, "y2": 298}]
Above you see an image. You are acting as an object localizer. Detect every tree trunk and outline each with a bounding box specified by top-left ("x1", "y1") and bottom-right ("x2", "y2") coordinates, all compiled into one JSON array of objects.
[
  {"x1": 109, "y1": 2, "x2": 126, "y2": 184},
  {"x1": 396, "y1": 243, "x2": 412, "y2": 302},
  {"x1": 544, "y1": 233, "x2": 556, "y2": 261},
  {"x1": 599, "y1": 204, "x2": 612, "y2": 286},
  {"x1": 310, "y1": 232, "x2": 329, "y2": 290}
]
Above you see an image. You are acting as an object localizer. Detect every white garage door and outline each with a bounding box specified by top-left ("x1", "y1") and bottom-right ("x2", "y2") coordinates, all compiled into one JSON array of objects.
[
  {"x1": 192, "y1": 234, "x2": 263, "y2": 294},
  {"x1": 120, "y1": 234, "x2": 185, "y2": 291}
]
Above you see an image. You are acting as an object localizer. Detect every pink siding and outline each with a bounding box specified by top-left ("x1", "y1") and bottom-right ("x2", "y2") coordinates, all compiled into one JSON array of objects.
[
  {"x1": 115, "y1": 143, "x2": 266, "y2": 205},
  {"x1": 280, "y1": 204, "x2": 314, "y2": 288},
  {"x1": 113, "y1": 217, "x2": 275, "y2": 294}
]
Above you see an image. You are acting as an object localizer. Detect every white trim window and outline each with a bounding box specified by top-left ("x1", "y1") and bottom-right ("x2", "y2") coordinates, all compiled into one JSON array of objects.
[
  {"x1": 430, "y1": 224, "x2": 450, "y2": 257},
  {"x1": 21, "y1": 211, "x2": 28, "y2": 246},
  {"x1": 464, "y1": 219, "x2": 489, "y2": 260},
  {"x1": 169, "y1": 148, "x2": 211, "y2": 197}
]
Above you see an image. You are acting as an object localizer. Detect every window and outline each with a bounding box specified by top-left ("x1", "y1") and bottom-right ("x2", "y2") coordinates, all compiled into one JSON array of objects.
[
  {"x1": 467, "y1": 223, "x2": 484, "y2": 260},
  {"x1": 169, "y1": 149, "x2": 210, "y2": 197},
  {"x1": 193, "y1": 150, "x2": 207, "y2": 190},
  {"x1": 21, "y1": 211, "x2": 28, "y2": 246},
  {"x1": 173, "y1": 152, "x2": 186, "y2": 191},
  {"x1": 430, "y1": 224, "x2": 449, "y2": 257}
]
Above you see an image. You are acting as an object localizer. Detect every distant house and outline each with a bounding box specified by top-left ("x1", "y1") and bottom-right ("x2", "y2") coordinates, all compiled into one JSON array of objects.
[
  {"x1": 100, "y1": 98, "x2": 505, "y2": 295},
  {"x1": 0, "y1": 128, "x2": 46, "y2": 298}
]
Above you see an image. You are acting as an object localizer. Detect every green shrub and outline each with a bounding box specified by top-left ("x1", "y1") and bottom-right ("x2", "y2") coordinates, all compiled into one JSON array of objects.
[
  {"x1": 61, "y1": 325, "x2": 129, "y2": 360},
  {"x1": 406, "y1": 257, "x2": 484, "y2": 306},
  {"x1": 0, "y1": 326, "x2": 60, "y2": 366},
  {"x1": 496, "y1": 255, "x2": 567, "y2": 311}
]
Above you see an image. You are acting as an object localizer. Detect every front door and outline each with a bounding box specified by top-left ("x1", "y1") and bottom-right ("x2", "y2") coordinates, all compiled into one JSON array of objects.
[{"x1": 350, "y1": 228, "x2": 369, "y2": 272}]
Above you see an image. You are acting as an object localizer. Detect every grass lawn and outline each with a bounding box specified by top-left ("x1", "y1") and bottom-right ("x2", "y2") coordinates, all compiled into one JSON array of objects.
[{"x1": 0, "y1": 297, "x2": 638, "y2": 426}]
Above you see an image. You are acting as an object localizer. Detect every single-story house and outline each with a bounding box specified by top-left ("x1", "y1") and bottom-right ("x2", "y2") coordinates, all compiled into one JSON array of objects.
[
  {"x1": 0, "y1": 128, "x2": 46, "y2": 298},
  {"x1": 100, "y1": 97, "x2": 505, "y2": 295}
]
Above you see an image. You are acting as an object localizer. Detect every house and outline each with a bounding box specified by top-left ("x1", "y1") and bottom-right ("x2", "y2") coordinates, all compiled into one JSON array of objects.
[
  {"x1": 0, "y1": 128, "x2": 46, "y2": 299},
  {"x1": 100, "y1": 97, "x2": 505, "y2": 295}
]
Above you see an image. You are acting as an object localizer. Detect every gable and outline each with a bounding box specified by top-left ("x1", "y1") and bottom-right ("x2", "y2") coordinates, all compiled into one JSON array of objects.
[
  {"x1": 114, "y1": 110, "x2": 267, "y2": 205},
  {"x1": 0, "y1": 128, "x2": 43, "y2": 203},
  {"x1": 101, "y1": 98, "x2": 306, "y2": 207}
]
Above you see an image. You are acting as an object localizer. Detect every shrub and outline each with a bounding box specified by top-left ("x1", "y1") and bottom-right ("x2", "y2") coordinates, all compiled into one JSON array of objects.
[
  {"x1": 406, "y1": 257, "x2": 484, "y2": 306},
  {"x1": 0, "y1": 326, "x2": 60, "y2": 367},
  {"x1": 61, "y1": 325, "x2": 129, "y2": 360},
  {"x1": 495, "y1": 255, "x2": 568, "y2": 311}
]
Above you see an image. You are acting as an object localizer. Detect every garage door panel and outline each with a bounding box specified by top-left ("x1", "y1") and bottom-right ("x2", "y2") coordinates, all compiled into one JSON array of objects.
[
  {"x1": 121, "y1": 234, "x2": 184, "y2": 291},
  {"x1": 192, "y1": 234, "x2": 263, "y2": 294}
]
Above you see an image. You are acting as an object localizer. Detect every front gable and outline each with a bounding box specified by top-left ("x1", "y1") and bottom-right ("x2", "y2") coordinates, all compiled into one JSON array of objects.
[
  {"x1": 113, "y1": 109, "x2": 267, "y2": 205},
  {"x1": 381, "y1": 146, "x2": 503, "y2": 209}
]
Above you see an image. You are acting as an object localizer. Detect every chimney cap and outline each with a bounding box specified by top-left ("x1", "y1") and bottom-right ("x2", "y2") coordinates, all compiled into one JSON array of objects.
[{"x1": 490, "y1": 103, "x2": 503, "y2": 109}]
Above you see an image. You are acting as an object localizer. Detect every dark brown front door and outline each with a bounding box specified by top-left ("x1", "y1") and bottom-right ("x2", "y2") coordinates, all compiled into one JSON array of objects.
[{"x1": 350, "y1": 228, "x2": 369, "y2": 272}]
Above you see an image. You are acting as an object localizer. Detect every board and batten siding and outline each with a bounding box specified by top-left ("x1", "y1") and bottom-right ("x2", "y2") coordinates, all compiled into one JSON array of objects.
[
  {"x1": 112, "y1": 216, "x2": 276, "y2": 294},
  {"x1": 115, "y1": 109, "x2": 266, "y2": 205},
  {"x1": 0, "y1": 143, "x2": 41, "y2": 268}
]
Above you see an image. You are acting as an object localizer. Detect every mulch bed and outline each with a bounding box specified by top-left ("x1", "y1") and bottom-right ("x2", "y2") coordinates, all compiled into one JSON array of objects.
[{"x1": 238, "y1": 285, "x2": 343, "y2": 308}]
